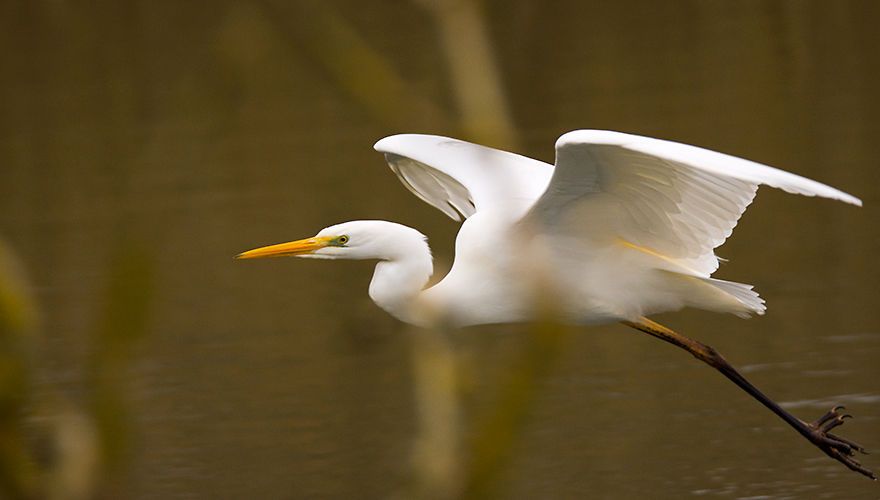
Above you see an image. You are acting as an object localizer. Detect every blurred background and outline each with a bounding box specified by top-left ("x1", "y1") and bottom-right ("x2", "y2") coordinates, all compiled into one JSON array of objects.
[{"x1": 1, "y1": 0, "x2": 879, "y2": 498}]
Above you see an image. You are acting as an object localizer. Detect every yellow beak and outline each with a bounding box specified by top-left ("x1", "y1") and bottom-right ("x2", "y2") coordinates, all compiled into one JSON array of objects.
[{"x1": 236, "y1": 236, "x2": 334, "y2": 259}]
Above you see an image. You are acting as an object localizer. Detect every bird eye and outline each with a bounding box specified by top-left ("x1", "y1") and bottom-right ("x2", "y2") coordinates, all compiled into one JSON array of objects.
[{"x1": 337, "y1": 235, "x2": 349, "y2": 245}]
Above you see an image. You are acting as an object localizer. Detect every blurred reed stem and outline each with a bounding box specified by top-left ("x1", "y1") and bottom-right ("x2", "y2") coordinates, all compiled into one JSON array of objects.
[
  {"x1": 86, "y1": 244, "x2": 154, "y2": 488},
  {"x1": 417, "y1": 0, "x2": 519, "y2": 148},
  {"x1": 0, "y1": 240, "x2": 39, "y2": 499},
  {"x1": 463, "y1": 319, "x2": 570, "y2": 498},
  {"x1": 0, "y1": 238, "x2": 154, "y2": 499},
  {"x1": 409, "y1": 327, "x2": 462, "y2": 499},
  {"x1": 259, "y1": 0, "x2": 452, "y2": 131}
]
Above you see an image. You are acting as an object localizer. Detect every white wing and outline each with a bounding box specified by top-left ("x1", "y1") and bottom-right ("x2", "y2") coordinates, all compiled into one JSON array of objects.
[
  {"x1": 374, "y1": 134, "x2": 553, "y2": 221},
  {"x1": 527, "y1": 130, "x2": 862, "y2": 276}
]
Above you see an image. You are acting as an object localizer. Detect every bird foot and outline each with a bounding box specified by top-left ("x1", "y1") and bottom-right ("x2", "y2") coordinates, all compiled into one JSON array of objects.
[{"x1": 805, "y1": 405, "x2": 875, "y2": 479}]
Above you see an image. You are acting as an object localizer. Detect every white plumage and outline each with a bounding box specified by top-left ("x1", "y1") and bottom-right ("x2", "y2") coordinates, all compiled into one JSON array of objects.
[
  {"x1": 237, "y1": 130, "x2": 872, "y2": 479},
  {"x1": 240, "y1": 130, "x2": 861, "y2": 328}
]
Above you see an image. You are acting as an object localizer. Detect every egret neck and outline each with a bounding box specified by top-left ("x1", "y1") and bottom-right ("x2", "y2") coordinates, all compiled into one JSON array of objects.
[{"x1": 367, "y1": 227, "x2": 433, "y2": 326}]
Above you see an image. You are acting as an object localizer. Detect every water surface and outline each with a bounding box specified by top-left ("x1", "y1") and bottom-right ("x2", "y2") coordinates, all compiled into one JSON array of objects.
[{"x1": 1, "y1": 1, "x2": 878, "y2": 498}]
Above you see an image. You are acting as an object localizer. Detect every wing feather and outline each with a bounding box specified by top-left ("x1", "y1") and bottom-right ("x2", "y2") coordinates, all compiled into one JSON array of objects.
[
  {"x1": 375, "y1": 134, "x2": 553, "y2": 221},
  {"x1": 527, "y1": 130, "x2": 861, "y2": 276}
]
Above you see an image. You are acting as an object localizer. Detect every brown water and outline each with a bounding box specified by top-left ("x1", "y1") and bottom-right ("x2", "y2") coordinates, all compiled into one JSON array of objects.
[{"x1": 2, "y1": 1, "x2": 879, "y2": 498}]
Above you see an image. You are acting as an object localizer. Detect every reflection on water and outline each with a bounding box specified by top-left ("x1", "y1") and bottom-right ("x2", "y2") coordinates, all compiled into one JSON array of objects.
[
  {"x1": 781, "y1": 394, "x2": 880, "y2": 411},
  {"x1": 1, "y1": 1, "x2": 878, "y2": 498}
]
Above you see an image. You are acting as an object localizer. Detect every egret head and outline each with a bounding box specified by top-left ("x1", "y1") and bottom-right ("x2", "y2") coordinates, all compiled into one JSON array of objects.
[{"x1": 236, "y1": 220, "x2": 428, "y2": 261}]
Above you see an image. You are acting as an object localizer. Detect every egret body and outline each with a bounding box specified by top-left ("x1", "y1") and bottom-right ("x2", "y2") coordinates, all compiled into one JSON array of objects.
[{"x1": 238, "y1": 130, "x2": 873, "y2": 478}]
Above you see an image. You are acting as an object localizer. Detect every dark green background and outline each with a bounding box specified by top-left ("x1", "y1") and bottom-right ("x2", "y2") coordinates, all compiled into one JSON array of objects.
[{"x1": 1, "y1": 1, "x2": 878, "y2": 498}]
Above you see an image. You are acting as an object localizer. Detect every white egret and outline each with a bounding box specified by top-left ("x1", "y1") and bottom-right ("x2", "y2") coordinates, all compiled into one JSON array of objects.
[{"x1": 238, "y1": 130, "x2": 872, "y2": 478}]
